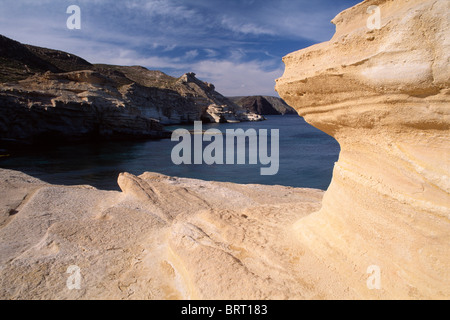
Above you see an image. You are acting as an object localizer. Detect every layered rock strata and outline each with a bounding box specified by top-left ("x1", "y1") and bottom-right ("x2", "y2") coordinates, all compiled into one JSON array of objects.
[
  {"x1": 0, "y1": 36, "x2": 263, "y2": 144},
  {"x1": 0, "y1": 169, "x2": 345, "y2": 300},
  {"x1": 0, "y1": 0, "x2": 448, "y2": 300},
  {"x1": 276, "y1": 0, "x2": 450, "y2": 298},
  {"x1": 229, "y1": 96, "x2": 297, "y2": 115},
  {"x1": 0, "y1": 71, "x2": 167, "y2": 142}
]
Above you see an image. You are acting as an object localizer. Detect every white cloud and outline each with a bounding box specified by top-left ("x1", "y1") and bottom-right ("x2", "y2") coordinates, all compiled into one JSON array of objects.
[
  {"x1": 183, "y1": 50, "x2": 199, "y2": 60},
  {"x1": 221, "y1": 16, "x2": 276, "y2": 36},
  {"x1": 162, "y1": 44, "x2": 177, "y2": 52},
  {"x1": 125, "y1": 0, "x2": 200, "y2": 21},
  {"x1": 204, "y1": 49, "x2": 219, "y2": 58},
  {"x1": 229, "y1": 49, "x2": 247, "y2": 61},
  {"x1": 192, "y1": 59, "x2": 283, "y2": 96}
]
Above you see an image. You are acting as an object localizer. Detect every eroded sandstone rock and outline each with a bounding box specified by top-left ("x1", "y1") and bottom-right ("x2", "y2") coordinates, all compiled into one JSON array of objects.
[
  {"x1": 276, "y1": 0, "x2": 449, "y2": 298},
  {"x1": 0, "y1": 169, "x2": 339, "y2": 300},
  {"x1": 0, "y1": 0, "x2": 448, "y2": 300}
]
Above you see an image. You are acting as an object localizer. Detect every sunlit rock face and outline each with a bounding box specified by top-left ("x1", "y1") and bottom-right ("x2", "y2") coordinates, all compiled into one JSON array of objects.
[
  {"x1": 276, "y1": 0, "x2": 450, "y2": 299},
  {"x1": 0, "y1": 34, "x2": 264, "y2": 144},
  {"x1": 0, "y1": 0, "x2": 448, "y2": 300}
]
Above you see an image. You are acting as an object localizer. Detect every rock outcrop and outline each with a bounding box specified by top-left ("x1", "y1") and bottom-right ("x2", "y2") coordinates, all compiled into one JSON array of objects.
[
  {"x1": 173, "y1": 72, "x2": 264, "y2": 124},
  {"x1": 0, "y1": 34, "x2": 93, "y2": 83},
  {"x1": 276, "y1": 0, "x2": 450, "y2": 298},
  {"x1": 0, "y1": 0, "x2": 448, "y2": 300},
  {"x1": 0, "y1": 169, "x2": 340, "y2": 300},
  {"x1": 0, "y1": 71, "x2": 168, "y2": 142},
  {"x1": 229, "y1": 96, "x2": 297, "y2": 115},
  {"x1": 0, "y1": 36, "x2": 263, "y2": 145},
  {"x1": 106, "y1": 69, "x2": 263, "y2": 125}
]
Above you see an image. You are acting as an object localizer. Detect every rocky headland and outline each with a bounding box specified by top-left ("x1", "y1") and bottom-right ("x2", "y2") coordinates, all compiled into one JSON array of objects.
[
  {"x1": 0, "y1": 0, "x2": 448, "y2": 300},
  {"x1": 228, "y1": 96, "x2": 297, "y2": 115},
  {"x1": 0, "y1": 35, "x2": 263, "y2": 145}
]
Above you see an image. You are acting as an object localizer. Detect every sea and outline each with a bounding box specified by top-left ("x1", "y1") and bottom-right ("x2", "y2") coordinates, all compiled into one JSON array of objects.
[{"x1": 0, "y1": 115, "x2": 340, "y2": 191}]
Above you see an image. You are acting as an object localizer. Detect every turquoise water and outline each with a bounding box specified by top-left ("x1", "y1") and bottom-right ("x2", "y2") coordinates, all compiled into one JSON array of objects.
[{"x1": 0, "y1": 115, "x2": 340, "y2": 191}]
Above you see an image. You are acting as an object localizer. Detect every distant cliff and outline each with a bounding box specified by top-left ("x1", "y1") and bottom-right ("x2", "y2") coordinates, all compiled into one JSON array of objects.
[
  {"x1": 229, "y1": 96, "x2": 297, "y2": 115},
  {"x1": 0, "y1": 34, "x2": 93, "y2": 83},
  {"x1": 0, "y1": 35, "x2": 262, "y2": 144}
]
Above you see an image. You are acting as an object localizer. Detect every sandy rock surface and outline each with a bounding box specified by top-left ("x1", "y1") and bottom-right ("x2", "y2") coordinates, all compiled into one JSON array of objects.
[
  {"x1": 0, "y1": 169, "x2": 355, "y2": 300},
  {"x1": 276, "y1": 0, "x2": 449, "y2": 299},
  {"x1": 1, "y1": 0, "x2": 449, "y2": 300}
]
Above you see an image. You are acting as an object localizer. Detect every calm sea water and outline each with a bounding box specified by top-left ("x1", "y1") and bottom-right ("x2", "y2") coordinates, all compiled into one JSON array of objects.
[{"x1": 0, "y1": 115, "x2": 340, "y2": 191}]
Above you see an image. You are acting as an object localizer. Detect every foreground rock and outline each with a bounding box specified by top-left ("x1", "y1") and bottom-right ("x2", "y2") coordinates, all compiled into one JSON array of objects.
[
  {"x1": 276, "y1": 0, "x2": 449, "y2": 298},
  {"x1": 1, "y1": 169, "x2": 348, "y2": 300}
]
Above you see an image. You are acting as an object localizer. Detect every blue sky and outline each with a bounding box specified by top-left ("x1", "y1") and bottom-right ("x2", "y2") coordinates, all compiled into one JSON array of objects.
[{"x1": 0, "y1": 0, "x2": 361, "y2": 96}]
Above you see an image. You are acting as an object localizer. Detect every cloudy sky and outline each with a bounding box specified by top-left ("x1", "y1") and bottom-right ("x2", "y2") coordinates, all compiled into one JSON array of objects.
[{"x1": 0, "y1": 0, "x2": 361, "y2": 96}]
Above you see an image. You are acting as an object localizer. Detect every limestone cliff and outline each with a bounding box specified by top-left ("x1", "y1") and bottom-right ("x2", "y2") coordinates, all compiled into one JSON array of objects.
[
  {"x1": 276, "y1": 0, "x2": 449, "y2": 298},
  {"x1": 0, "y1": 35, "x2": 262, "y2": 144},
  {"x1": 229, "y1": 96, "x2": 297, "y2": 115},
  {"x1": 0, "y1": 70, "x2": 168, "y2": 142}
]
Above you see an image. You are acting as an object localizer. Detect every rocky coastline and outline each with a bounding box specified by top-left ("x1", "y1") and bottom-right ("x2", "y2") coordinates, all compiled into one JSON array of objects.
[
  {"x1": 228, "y1": 95, "x2": 297, "y2": 116},
  {"x1": 0, "y1": 0, "x2": 448, "y2": 300},
  {"x1": 0, "y1": 35, "x2": 264, "y2": 147}
]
